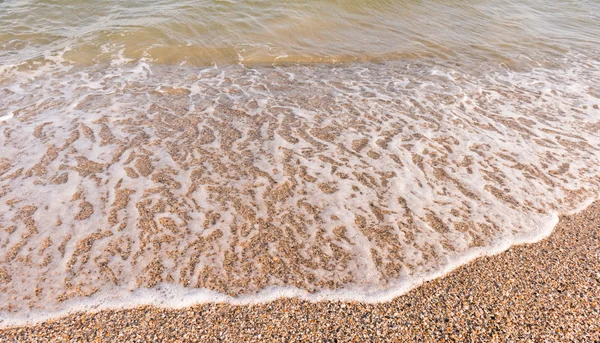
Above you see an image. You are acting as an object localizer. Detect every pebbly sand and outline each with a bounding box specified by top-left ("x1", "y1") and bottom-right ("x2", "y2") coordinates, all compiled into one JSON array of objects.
[
  {"x1": 1, "y1": 201, "x2": 598, "y2": 342},
  {"x1": 3, "y1": 60, "x2": 600, "y2": 315}
]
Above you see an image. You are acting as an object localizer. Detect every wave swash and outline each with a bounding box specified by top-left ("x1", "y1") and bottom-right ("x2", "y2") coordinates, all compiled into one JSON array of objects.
[{"x1": 0, "y1": 51, "x2": 599, "y2": 326}]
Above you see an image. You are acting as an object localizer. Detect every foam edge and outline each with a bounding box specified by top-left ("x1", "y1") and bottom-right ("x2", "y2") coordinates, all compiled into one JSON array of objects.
[{"x1": 2, "y1": 197, "x2": 595, "y2": 329}]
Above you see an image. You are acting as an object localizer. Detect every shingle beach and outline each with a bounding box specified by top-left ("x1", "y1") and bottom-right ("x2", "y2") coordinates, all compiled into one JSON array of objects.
[
  {"x1": 1, "y1": 201, "x2": 598, "y2": 342},
  {"x1": 3, "y1": 0, "x2": 600, "y2": 341}
]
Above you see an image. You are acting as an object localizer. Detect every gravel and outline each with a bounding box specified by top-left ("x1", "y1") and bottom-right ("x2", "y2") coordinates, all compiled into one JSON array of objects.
[{"x1": 1, "y1": 202, "x2": 599, "y2": 342}]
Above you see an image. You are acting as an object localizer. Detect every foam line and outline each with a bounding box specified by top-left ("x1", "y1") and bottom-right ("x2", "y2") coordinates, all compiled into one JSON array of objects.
[
  {"x1": 0, "y1": 204, "x2": 574, "y2": 328},
  {"x1": 1, "y1": 55, "x2": 599, "y2": 328}
]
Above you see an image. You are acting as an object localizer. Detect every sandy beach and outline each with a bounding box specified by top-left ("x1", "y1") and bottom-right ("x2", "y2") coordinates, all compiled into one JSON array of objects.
[
  {"x1": 1, "y1": 201, "x2": 598, "y2": 342},
  {"x1": 1, "y1": 1, "x2": 600, "y2": 342}
]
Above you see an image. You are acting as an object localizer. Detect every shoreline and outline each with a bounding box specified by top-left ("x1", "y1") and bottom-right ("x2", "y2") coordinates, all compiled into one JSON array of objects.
[
  {"x1": 1, "y1": 49, "x2": 599, "y2": 329},
  {"x1": 1, "y1": 201, "x2": 599, "y2": 342},
  {"x1": 0, "y1": 206, "x2": 562, "y2": 329}
]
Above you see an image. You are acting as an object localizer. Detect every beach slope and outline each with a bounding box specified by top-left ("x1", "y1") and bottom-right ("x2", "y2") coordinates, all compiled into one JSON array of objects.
[{"x1": 2, "y1": 202, "x2": 599, "y2": 342}]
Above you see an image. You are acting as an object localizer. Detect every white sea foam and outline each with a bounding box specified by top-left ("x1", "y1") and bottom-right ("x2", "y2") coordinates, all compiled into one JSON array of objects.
[
  {"x1": 0, "y1": 113, "x2": 13, "y2": 122},
  {"x1": 0, "y1": 52, "x2": 599, "y2": 327},
  {"x1": 0, "y1": 210, "x2": 564, "y2": 328}
]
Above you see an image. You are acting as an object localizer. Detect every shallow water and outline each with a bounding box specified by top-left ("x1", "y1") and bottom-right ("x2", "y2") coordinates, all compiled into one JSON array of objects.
[
  {"x1": 2, "y1": 0, "x2": 599, "y2": 67},
  {"x1": 0, "y1": 0, "x2": 599, "y2": 326}
]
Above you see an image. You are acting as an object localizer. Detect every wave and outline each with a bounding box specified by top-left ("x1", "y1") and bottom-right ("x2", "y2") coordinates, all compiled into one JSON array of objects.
[{"x1": 0, "y1": 51, "x2": 599, "y2": 326}]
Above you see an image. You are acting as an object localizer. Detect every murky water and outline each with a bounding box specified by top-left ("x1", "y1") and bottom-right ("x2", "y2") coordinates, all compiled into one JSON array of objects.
[{"x1": 0, "y1": 0, "x2": 599, "y2": 326}]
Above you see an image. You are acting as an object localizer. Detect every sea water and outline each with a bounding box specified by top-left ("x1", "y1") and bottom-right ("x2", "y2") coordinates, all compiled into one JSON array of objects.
[{"x1": 0, "y1": 0, "x2": 599, "y2": 326}]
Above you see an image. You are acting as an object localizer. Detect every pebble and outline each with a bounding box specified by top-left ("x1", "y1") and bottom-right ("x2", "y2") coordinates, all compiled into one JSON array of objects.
[{"x1": 1, "y1": 202, "x2": 600, "y2": 342}]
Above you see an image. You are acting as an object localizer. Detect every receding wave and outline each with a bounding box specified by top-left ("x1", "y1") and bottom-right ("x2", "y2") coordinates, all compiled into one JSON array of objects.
[{"x1": 0, "y1": 50, "x2": 599, "y2": 325}]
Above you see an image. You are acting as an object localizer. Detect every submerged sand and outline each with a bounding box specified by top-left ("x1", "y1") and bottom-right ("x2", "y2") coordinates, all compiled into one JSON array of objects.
[
  {"x1": 1, "y1": 201, "x2": 598, "y2": 342},
  {"x1": 2, "y1": 60, "x2": 599, "y2": 316}
]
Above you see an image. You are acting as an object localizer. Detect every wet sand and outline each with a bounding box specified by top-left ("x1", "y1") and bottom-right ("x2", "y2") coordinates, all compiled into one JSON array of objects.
[
  {"x1": 3, "y1": 60, "x2": 599, "y2": 313},
  {"x1": 1, "y1": 201, "x2": 599, "y2": 342}
]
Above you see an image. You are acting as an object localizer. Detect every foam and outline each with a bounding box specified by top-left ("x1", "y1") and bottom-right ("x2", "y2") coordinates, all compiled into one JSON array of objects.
[
  {"x1": 0, "y1": 209, "x2": 563, "y2": 328},
  {"x1": 0, "y1": 113, "x2": 13, "y2": 122},
  {"x1": 0, "y1": 53, "x2": 599, "y2": 327}
]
